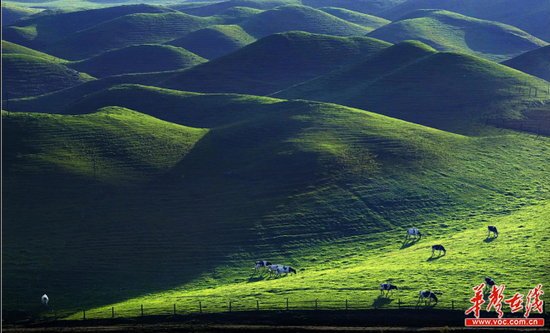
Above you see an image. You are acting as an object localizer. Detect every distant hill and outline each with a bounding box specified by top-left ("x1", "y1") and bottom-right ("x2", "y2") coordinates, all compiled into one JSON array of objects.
[
  {"x1": 67, "y1": 45, "x2": 207, "y2": 78},
  {"x1": 379, "y1": 0, "x2": 550, "y2": 42},
  {"x1": 214, "y1": 6, "x2": 264, "y2": 24},
  {"x1": 2, "y1": 54, "x2": 95, "y2": 99},
  {"x1": 2, "y1": 2, "x2": 42, "y2": 26},
  {"x1": 167, "y1": 25, "x2": 256, "y2": 59},
  {"x1": 45, "y1": 12, "x2": 217, "y2": 60},
  {"x1": 317, "y1": 7, "x2": 390, "y2": 31},
  {"x1": 367, "y1": 10, "x2": 548, "y2": 62},
  {"x1": 275, "y1": 41, "x2": 550, "y2": 134},
  {"x1": 2, "y1": 40, "x2": 66, "y2": 63},
  {"x1": 502, "y1": 46, "x2": 550, "y2": 82},
  {"x1": 174, "y1": 0, "x2": 299, "y2": 16},
  {"x1": 160, "y1": 31, "x2": 391, "y2": 95},
  {"x1": 240, "y1": 5, "x2": 372, "y2": 38},
  {"x1": 2, "y1": 4, "x2": 175, "y2": 49}
]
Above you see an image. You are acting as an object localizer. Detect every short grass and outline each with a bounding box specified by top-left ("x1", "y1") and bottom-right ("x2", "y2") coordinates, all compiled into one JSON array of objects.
[
  {"x1": 3, "y1": 90, "x2": 548, "y2": 319},
  {"x1": 160, "y1": 31, "x2": 391, "y2": 95},
  {"x1": 239, "y1": 4, "x2": 372, "y2": 38},
  {"x1": 275, "y1": 41, "x2": 550, "y2": 135},
  {"x1": 367, "y1": 9, "x2": 548, "y2": 62},
  {"x1": 2, "y1": 40, "x2": 67, "y2": 63},
  {"x1": 317, "y1": 7, "x2": 390, "y2": 32},
  {"x1": 1, "y1": 2, "x2": 43, "y2": 26},
  {"x1": 502, "y1": 46, "x2": 550, "y2": 82},
  {"x1": 67, "y1": 44, "x2": 207, "y2": 78},
  {"x1": 2, "y1": 53, "x2": 95, "y2": 98},
  {"x1": 166, "y1": 25, "x2": 257, "y2": 60}
]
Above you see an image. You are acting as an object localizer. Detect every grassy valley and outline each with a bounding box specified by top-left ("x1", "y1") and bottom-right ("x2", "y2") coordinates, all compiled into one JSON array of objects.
[{"x1": 367, "y1": 9, "x2": 548, "y2": 62}]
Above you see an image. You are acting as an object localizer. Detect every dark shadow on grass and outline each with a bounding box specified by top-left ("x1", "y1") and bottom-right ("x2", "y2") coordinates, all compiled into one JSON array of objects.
[
  {"x1": 484, "y1": 237, "x2": 497, "y2": 243},
  {"x1": 373, "y1": 296, "x2": 393, "y2": 308},
  {"x1": 426, "y1": 255, "x2": 444, "y2": 261},
  {"x1": 400, "y1": 238, "x2": 420, "y2": 250}
]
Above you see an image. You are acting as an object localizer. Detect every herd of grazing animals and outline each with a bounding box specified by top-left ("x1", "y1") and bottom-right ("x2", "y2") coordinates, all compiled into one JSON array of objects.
[{"x1": 255, "y1": 225, "x2": 500, "y2": 307}]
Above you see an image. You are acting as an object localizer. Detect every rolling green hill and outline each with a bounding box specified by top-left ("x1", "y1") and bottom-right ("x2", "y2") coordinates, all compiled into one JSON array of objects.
[
  {"x1": 2, "y1": 4, "x2": 175, "y2": 49},
  {"x1": 66, "y1": 45, "x2": 207, "y2": 78},
  {"x1": 167, "y1": 25, "x2": 256, "y2": 60},
  {"x1": 367, "y1": 10, "x2": 548, "y2": 62},
  {"x1": 3, "y1": 86, "x2": 549, "y2": 315},
  {"x1": 2, "y1": 54, "x2": 95, "y2": 99},
  {"x1": 45, "y1": 12, "x2": 218, "y2": 60},
  {"x1": 1, "y1": 2, "x2": 42, "y2": 26},
  {"x1": 502, "y1": 46, "x2": 550, "y2": 82},
  {"x1": 239, "y1": 5, "x2": 372, "y2": 38},
  {"x1": 160, "y1": 31, "x2": 391, "y2": 95},
  {"x1": 317, "y1": 7, "x2": 390, "y2": 31},
  {"x1": 175, "y1": 0, "x2": 299, "y2": 16},
  {"x1": 214, "y1": 6, "x2": 264, "y2": 24},
  {"x1": 275, "y1": 41, "x2": 550, "y2": 134},
  {"x1": 379, "y1": 0, "x2": 550, "y2": 42},
  {"x1": 2, "y1": 40, "x2": 66, "y2": 63}
]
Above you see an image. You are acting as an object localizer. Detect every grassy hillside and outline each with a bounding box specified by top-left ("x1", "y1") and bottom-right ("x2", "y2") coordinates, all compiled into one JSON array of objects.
[
  {"x1": 239, "y1": 5, "x2": 372, "y2": 38},
  {"x1": 1, "y1": 2, "x2": 42, "y2": 26},
  {"x1": 502, "y1": 46, "x2": 550, "y2": 82},
  {"x1": 275, "y1": 41, "x2": 550, "y2": 134},
  {"x1": 379, "y1": 0, "x2": 550, "y2": 42},
  {"x1": 67, "y1": 45, "x2": 207, "y2": 78},
  {"x1": 317, "y1": 7, "x2": 390, "y2": 31},
  {"x1": 45, "y1": 12, "x2": 218, "y2": 60},
  {"x1": 167, "y1": 25, "x2": 256, "y2": 60},
  {"x1": 2, "y1": 40, "x2": 66, "y2": 63},
  {"x1": 2, "y1": 4, "x2": 174, "y2": 49},
  {"x1": 175, "y1": 0, "x2": 299, "y2": 16},
  {"x1": 2, "y1": 54, "x2": 95, "y2": 99},
  {"x1": 161, "y1": 31, "x2": 391, "y2": 95},
  {"x1": 367, "y1": 10, "x2": 548, "y2": 62},
  {"x1": 214, "y1": 6, "x2": 264, "y2": 24},
  {"x1": 3, "y1": 87, "x2": 549, "y2": 316}
]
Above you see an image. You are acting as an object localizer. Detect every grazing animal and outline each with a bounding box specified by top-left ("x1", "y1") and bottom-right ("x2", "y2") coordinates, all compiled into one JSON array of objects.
[
  {"x1": 485, "y1": 277, "x2": 495, "y2": 289},
  {"x1": 255, "y1": 261, "x2": 272, "y2": 271},
  {"x1": 41, "y1": 294, "x2": 49, "y2": 306},
  {"x1": 406, "y1": 228, "x2": 422, "y2": 240},
  {"x1": 276, "y1": 266, "x2": 297, "y2": 276},
  {"x1": 432, "y1": 245, "x2": 446, "y2": 256},
  {"x1": 270, "y1": 264, "x2": 283, "y2": 274},
  {"x1": 380, "y1": 283, "x2": 399, "y2": 296},
  {"x1": 418, "y1": 290, "x2": 438, "y2": 304},
  {"x1": 488, "y1": 226, "x2": 498, "y2": 238}
]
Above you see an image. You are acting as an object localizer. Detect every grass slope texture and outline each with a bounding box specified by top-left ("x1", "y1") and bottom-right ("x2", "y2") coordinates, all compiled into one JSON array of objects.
[
  {"x1": 275, "y1": 41, "x2": 550, "y2": 134},
  {"x1": 2, "y1": 4, "x2": 175, "y2": 49},
  {"x1": 2, "y1": 40, "x2": 66, "y2": 63},
  {"x1": 317, "y1": 7, "x2": 390, "y2": 31},
  {"x1": 239, "y1": 5, "x2": 372, "y2": 38},
  {"x1": 66, "y1": 45, "x2": 207, "y2": 78},
  {"x1": 502, "y1": 46, "x2": 550, "y2": 82},
  {"x1": 2, "y1": 2, "x2": 42, "y2": 26},
  {"x1": 160, "y1": 31, "x2": 391, "y2": 95},
  {"x1": 3, "y1": 85, "x2": 549, "y2": 316},
  {"x1": 367, "y1": 10, "x2": 548, "y2": 62},
  {"x1": 379, "y1": 0, "x2": 550, "y2": 42},
  {"x1": 2, "y1": 54, "x2": 95, "y2": 99},
  {"x1": 167, "y1": 25, "x2": 257, "y2": 60},
  {"x1": 46, "y1": 12, "x2": 219, "y2": 60}
]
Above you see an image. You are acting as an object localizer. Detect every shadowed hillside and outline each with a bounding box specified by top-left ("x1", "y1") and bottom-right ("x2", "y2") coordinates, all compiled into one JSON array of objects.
[
  {"x1": 317, "y1": 7, "x2": 390, "y2": 31},
  {"x1": 2, "y1": 4, "x2": 174, "y2": 49},
  {"x1": 2, "y1": 40, "x2": 66, "y2": 63},
  {"x1": 67, "y1": 45, "x2": 207, "y2": 78},
  {"x1": 2, "y1": 2, "x2": 42, "y2": 26},
  {"x1": 275, "y1": 41, "x2": 550, "y2": 134},
  {"x1": 239, "y1": 5, "x2": 372, "y2": 38},
  {"x1": 167, "y1": 25, "x2": 256, "y2": 59},
  {"x1": 502, "y1": 46, "x2": 550, "y2": 82},
  {"x1": 2, "y1": 54, "x2": 95, "y2": 99},
  {"x1": 367, "y1": 10, "x2": 548, "y2": 62},
  {"x1": 379, "y1": 0, "x2": 550, "y2": 42},
  {"x1": 160, "y1": 31, "x2": 391, "y2": 95}
]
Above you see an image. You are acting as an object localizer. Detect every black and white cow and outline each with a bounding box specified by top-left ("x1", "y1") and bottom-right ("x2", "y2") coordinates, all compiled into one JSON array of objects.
[
  {"x1": 406, "y1": 228, "x2": 422, "y2": 240},
  {"x1": 380, "y1": 283, "x2": 399, "y2": 296},
  {"x1": 276, "y1": 266, "x2": 297, "y2": 276},
  {"x1": 485, "y1": 277, "x2": 495, "y2": 291},
  {"x1": 418, "y1": 291, "x2": 438, "y2": 304},
  {"x1": 255, "y1": 260, "x2": 272, "y2": 271},
  {"x1": 41, "y1": 294, "x2": 49, "y2": 306},
  {"x1": 488, "y1": 226, "x2": 498, "y2": 238},
  {"x1": 432, "y1": 245, "x2": 446, "y2": 256},
  {"x1": 269, "y1": 264, "x2": 283, "y2": 275}
]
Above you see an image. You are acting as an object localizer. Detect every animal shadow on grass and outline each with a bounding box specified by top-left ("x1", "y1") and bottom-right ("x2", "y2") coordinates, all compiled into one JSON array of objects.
[
  {"x1": 426, "y1": 254, "x2": 445, "y2": 261},
  {"x1": 248, "y1": 271, "x2": 272, "y2": 283},
  {"x1": 484, "y1": 237, "x2": 497, "y2": 243},
  {"x1": 373, "y1": 295, "x2": 393, "y2": 308},
  {"x1": 400, "y1": 238, "x2": 420, "y2": 250}
]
